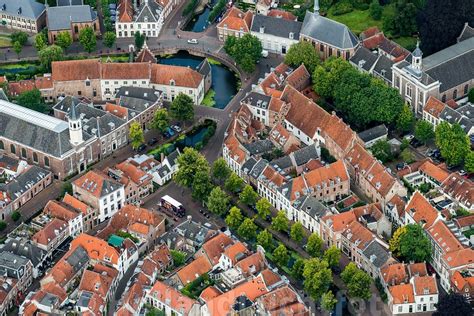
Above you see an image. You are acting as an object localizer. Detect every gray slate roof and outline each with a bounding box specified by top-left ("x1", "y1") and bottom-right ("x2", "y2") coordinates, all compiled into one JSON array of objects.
[
  {"x1": 65, "y1": 245, "x2": 89, "y2": 271},
  {"x1": 241, "y1": 92, "x2": 271, "y2": 110},
  {"x1": 242, "y1": 157, "x2": 258, "y2": 174},
  {"x1": 271, "y1": 156, "x2": 292, "y2": 170},
  {"x1": 197, "y1": 59, "x2": 211, "y2": 77},
  {"x1": 135, "y1": 0, "x2": 162, "y2": 23},
  {"x1": 293, "y1": 144, "x2": 319, "y2": 166},
  {"x1": 350, "y1": 47, "x2": 378, "y2": 72},
  {"x1": 0, "y1": 0, "x2": 45, "y2": 19},
  {"x1": 249, "y1": 159, "x2": 268, "y2": 180},
  {"x1": 47, "y1": 5, "x2": 97, "y2": 31},
  {"x1": 293, "y1": 195, "x2": 327, "y2": 219},
  {"x1": 116, "y1": 86, "x2": 160, "y2": 103},
  {"x1": 0, "y1": 251, "x2": 30, "y2": 272},
  {"x1": 251, "y1": 14, "x2": 302, "y2": 39},
  {"x1": 458, "y1": 23, "x2": 474, "y2": 43},
  {"x1": 0, "y1": 165, "x2": 51, "y2": 199},
  {"x1": 358, "y1": 124, "x2": 388, "y2": 143},
  {"x1": 243, "y1": 139, "x2": 274, "y2": 156},
  {"x1": 301, "y1": 11, "x2": 359, "y2": 49},
  {"x1": 57, "y1": 0, "x2": 84, "y2": 6},
  {"x1": 372, "y1": 54, "x2": 393, "y2": 83},
  {"x1": 361, "y1": 240, "x2": 390, "y2": 268},
  {"x1": 167, "y1": 148, "x2": 180, "y2": 168},
  {"x1": 1, "y1": 239, "x2": 47, "y2": 267}
]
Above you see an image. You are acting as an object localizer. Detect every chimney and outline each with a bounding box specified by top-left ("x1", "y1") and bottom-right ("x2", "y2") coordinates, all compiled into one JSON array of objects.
[{"x1": 314, "y1": 0, "x2": 319, "y2": 14}]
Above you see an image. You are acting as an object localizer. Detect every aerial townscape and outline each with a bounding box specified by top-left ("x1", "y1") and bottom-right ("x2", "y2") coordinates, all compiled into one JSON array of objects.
[{"x1": 0, "y1": 0, "x2": 472, "y2": 314}]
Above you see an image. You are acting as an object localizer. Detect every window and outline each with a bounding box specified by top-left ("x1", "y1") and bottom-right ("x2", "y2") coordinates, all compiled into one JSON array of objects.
[
  {"x1": 319, "y1": 44, "x2": 324, "y2": 52},
  {"x1": 406, "y1": 84, "x2": 412, "y2": 98},
  {"x1": 21, "y1": 148, "x2": 26, "y2": 158},
  {"x1": 44, "y1": 156, "x2": 50, "y2": 167},
  {"x1": 74, "y1": 26, "x2": 78, "y2": 33},
  {"x1": 10, "y1": 144, "x2": 15, "y2": 154},
  {"x1": 464, "y1": 84, "x2": 469, "y2": 95},
  {"x1": 33, "y1": 152, "x2": 38, "y2": 163},
  {"x1": 0, "y1": 140, "x2": 3, "y2": 150},
  {"x1": 453, "y1": 89, "x2": 457, "y2": 99},
  {"x1": 441, "y1": 94, "x2": 446, "y2": 102}
]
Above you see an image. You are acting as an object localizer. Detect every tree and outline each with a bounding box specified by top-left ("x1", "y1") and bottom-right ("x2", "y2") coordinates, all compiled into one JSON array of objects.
[
  {"x1": 191, "y1": 169, "x2": 212, "y2": 201},
  {"x1": 385, "y1": 0, "x2": 418, "y2": 37},
  {"x1": 256, "y1": 198, "x2": 271, "y2": 220},
  {"x1": 389, "y1": 226, "x2": 407, "y2": 258},
  {"x1": 151, "y1": 108, "x2": 170, "y2": 132},
  {"x1": 134, "y1": 32, "x2": 145, "y2": 51},
  {"x1": 239, "y1": 185, "x2": 258, "y2": 206},
  {"x1": 13, "y1": 41, "x2": 22, "y2": 58},
  {"x1": 391, "y1": 224, "x2": 431, "y2": 262},
  {"x1": 434, "y1": 293, "x2": 472, "y2": 316},
  {"x1": 345, "y1": 268, "x2": 372, "y2": 300},
  {"x1": 78, "y1": 27, "x2": 96, "y2": 53},
  {"x1": 323, "y1": 246, "x2": 341, "y2": 268},
  {"x1": 129, "y1": 121, "x2": 144, "y2": 150},
  {"x1": 0, "y1": 221, "x2": 6, "y2": 231},
  {"x1": 415, "y1": 120, "x2": 434, "y2": 144},
  {"x1": 397, "y1": 104, "x2": 415, "y2": 133},
  {"x1": 400, "y1": 148, "x2": 415, "y2": 163},
  {"x1": 224, "y1": 172, "x2": 244, "y2": 193},
  {"x1": 34, "y1": 32, "x2": 47, "y2": 51},
  {"x1": 212, "y1": 157, "x2": 231, "y2": 182},
  {"x1": 226, "y1": 206, "x2": 243, "y2": 230},
  {"x1": 170, "y1": 93, "x2": 194, "y2": 122},
  {"x1": 271, "y1": 211, "x2": 289, "y2": 232},
  {"x1": 272, "y1": 243, "x2": 289, "y2": 267},
  {"x1": 170, "y1": 249, "x2": 186, "y2": 267},
  {"x1": 284, "y1": 41, "x2": 320, "y2": 73},
  {"x1": 11, "y1": 211, "x2": 21, "y2": 222},
  {"x1": 291, "y1": 258, "x2": 305, "y2": 280},
  {"x1": 464, "y1": 151, "x2": 474, "y2": 173},
  {"x1": 55, "y1": 31, "x2": 72, "y2": 51},
  {"x1": 321, "y1": 291, "x2": 337, "y2": 312},
  {"x1": 306, "y1": 233, "x2": 323, "y2": 257},
  {"x1": 207, "y1": 186, "x2": 229, "y2": 216},
  {"x1": 174, "y1": 147, "x2": 210, "y2": 187},
  {"x1": 370, "y1": 140, "x2": 392, "y2": 163},
  {"x1": 257, "y1": 229, "x2": 273, "y2": 250},
  {"x1": 16, "y1": 89, "x2": 48, "y2": 113},
  {"x1": 303, "y1": 258, "x2": 333, "y2": 301},
  {"x1": 398, "y1": 224, "x2": 431, "y2": 262},
  {"x1": 290, "y1": 222, "x2": 305, "y2": 243},
  {"x1": 237, "y1": 218, "x2": 257, "y2": 240},
  {"x1": 38, "y1": 45, "x2": 64, "y2": 71},
  {"x1": 369, "y1": 0, "x2": 383, "y2": 20},
  {"x1": 224, "y1": 34, "x2": 262, "y2": 73},
  {"x1": 10, "y1": 31, "x2": 28, "y2": 46},
  {"x1": 435, "y1": 122, "x2": 470, "y2": 166},
  {"x1": 469, "y1": 88, "x2": 474, "y2": 103},
  {"x1": 417, "y1": 0, "x2": 474, "y2": 55},
  {"x1": 341, "y1": 262, "x2": 359, "y2": 284},
  {"x1": 103, "y1": 31, "x2": 116, "y2": 48}
]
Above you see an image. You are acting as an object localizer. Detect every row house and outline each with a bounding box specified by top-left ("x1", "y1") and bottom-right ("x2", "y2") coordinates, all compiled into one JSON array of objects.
[
  {"x1": 125, "y1": 149, "x2": 180, "y2": 186},
  {"x1": 0, "y1": 237, "x2": 47, "y2": 279},
  {"x1": 359, "y1": 27, "x2": 409, "y2": 62},
  {"x1": 62, "y1": 193, "x2": 97, "y2": 232},
  {"x1": 43, "y1": 200, "x2": 84, "y2": 237},
  {"x1": 146, "y1": 280, "x2": 201, "y2": 316},
  {"x1": 31, "y1": 218, "x2": 69, "y2": 257},
  {"x1": 0, "y1": 276, "x2": 18, "y2": 316},
  {"x1": 451, "y1": 270, "x2": 474, "y2": 302},
  {"x1": 7, "y1": 74, "x2": 54, "y2": 103},
  {"x1": 20, "y1": 283, "x2": 68, "y2": 315},
  {"x1": 440, "y1": 172, "x2": 474, "y2": 212},
  {"x1": 50, "y1": 59, "x2": 208, "y2": 104},
  {"x1": 349, "y1": 46, "x2": 394, "y2": 85},
  {"x1": 107, "y1": 160, "x2": 154, "y2": 205},
  {"x1": 0, "y1": 251, "x2": 33, "y2": 293},
  {"x1": 423, "y1": 96, "x2": 474, "y2": 135},
  {"x1": 403, "y1": 191, "x2": 441, "y2": 228},
  {"x1": 72, "y1": 169, "x2": 125, "y2": 223},
  {"x1": 345, "y1": 143, "x2": 407, "y2": 208},
  {"x1": 255, "y1": 285, "x2": 309, "y2": 315},
  {"x1": 96, "y1": 204, "x2": 166, "y2": 253},
  {"x1": 217, "y1": 7, "x2": 252, "y2": 42},
  {"x1": 0, "y1": 164, "x2": 52, "y2": 220},
  {"x1": 399, "y1": 159, "x2": 450, "y2": 189}
]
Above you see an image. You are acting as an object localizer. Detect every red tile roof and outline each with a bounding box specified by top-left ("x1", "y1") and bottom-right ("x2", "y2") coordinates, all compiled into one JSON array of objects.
[
  {"x1": 405, "y1": 192, "x2": 439, "y2": 228},
  {"x1": 177, "y1": 256, "x2": 212, "y2": 285},
  {"x1": 62, "y1": 193, "x2": 91, "y2": 215},
  {"x1": 419, "y1": 160, "x2": 450, "y2": 183},
  {"x1": 73, "y1": 170, "x2": 121, "y2": 199},
  {"x1": 381, "y1": 263, "x2": 408, "y2": 286},
  {"x1": 201, "y1": 233, "x2": 235, "y2": 265},
  {"x1": 217, "y1": 7, "x2": 252, "y2": 32},
  {"x1": 52, "y1": 59, "x2": 101, "y2": 81},
  {"x1": 413, "y1": 275, "x2": 438, "y2": 296},
  {"x1": 71, "y1": 233, "x2": 121, "y2": 265},
  {"x1": 199, "y1": 286, "x2": 222, "y2": 303},
  {"x1": 389, "y1": 283, "x2": 415, "y2": 304},
  {"x1": 443, "y1": 248, "x2": 474, "y2": 268},
  {"x1": 424, "y1": 96, "x2": 446, "y2": 119},
  {"x1": 427, "y1": 220, "x2": 464, "y2": 254},
  {"x1": 267, "y1": 9, "x2": 297, "y2": 21},
  {"x1": 151, "y1": 64, "x2": 203, "y2": 88},
  {"x1": 101, "y1": 62, "x2": 151, "y2": 80},
  {"x1": 43, "y1": 200, "x2": 81, "y2": 222},
  {"x1": 235, "y1": 251, "x2": 266, "y2": 277},
  {"x1": 148, "y1": 280, "x2": 197, "y2": 313},
  {"x1": 32, "y1": 218, "x2": 68, "y2": 246}
]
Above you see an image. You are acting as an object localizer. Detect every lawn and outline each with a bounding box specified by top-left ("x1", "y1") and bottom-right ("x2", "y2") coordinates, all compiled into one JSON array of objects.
[
  {"x1": 100, "y1": 55, "x2": 130, "y2": 62},
  {"x1": 392, "y1": 36, "x2": 417, "y2": 51},
  {"x1": 0, "y1": 35, "x2": 11, "y2": 48},
  {"x1": 201, "y1": 89, "x2": 216, "y2": 107},
  {"x1": 327, "y1": 9, "x2": 383, "y2": 35}
]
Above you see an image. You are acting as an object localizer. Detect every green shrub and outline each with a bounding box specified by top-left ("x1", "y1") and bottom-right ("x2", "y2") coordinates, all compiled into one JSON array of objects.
[
  {"x1": 469, "y1": 88, "x2": 474, "y2": 103},
  {"x1": 182, "y1": 0, "x2": 198, "y2": 16},
  {"x1": 11, "y1": 211, "x2": 21, "y2": 222},
  {"x1": 0, "y1": 221, "x2": 6, "y2": 231},
  {"x1": 331, "y1": 1, "x2": 353, "y2": 15}
]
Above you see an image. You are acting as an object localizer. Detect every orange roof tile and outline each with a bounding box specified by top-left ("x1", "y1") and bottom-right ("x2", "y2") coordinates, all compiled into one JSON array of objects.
[
  {"x1": 217, "y1": 7, "x2": 252, "y2": 32},
  {"x1": 115, "y1": 161, "x2": 153, "y2": 185},
  {"x1": 52, "y1": 59, "x2": 101, "y2": 81},
  {"x1": 43, "y1": 200, "x2": 81, "y2": 222},
  {"x1": 342, "y1": 221, "x2": 374, "y2": 250},
  {"x1": 285, "y1": 64, "x2": 310, "y2": 89},
  {"x1": 303, "y1": 160, "x2": 349, "y2": 190},
  {"x1": 8, "y1": 80, "x2": 35, "y2": 96},
  {"x1": 443, "y1": 248, "x2": 474, "y2": 268},
  {"x1": 35, "y1": 75, "x2": 53, "y2": 90},
  {"x1": 424, "y1": 96, "x2": 446, "y2": 118},
  {"x1": 235, "y1": 251, "x2": 266, "y2": 277},
  {"x1": 105, "y1": 102, "x2": 129, "y2": 120},
  {"x1": 206, "y1": 276, "x2": 268, "y2": 316},
  {"x1": 389, "y1": 284, "x2": 415, "y2": 304},
  {"x1": 267, "y1": 9, "x2": 297, "y2": 21},
  {"x1": 151, "y1": 64, "x2": 203, "y2": 88},
  {"x1": 150, "y1": 244, "x2": 172, "y2": 268},
  {"x1": 258, "y1": 286, "x2": 300, "y2": 312},
  {"x1": 223, "y1": 242, "x2": 248, "y2": 264},
  {"x1": 149, "y1": 280, "x2": 197, "y2": 313},
  {"x1": 71, "y1": 234, "x2": 121, "y2": 265},
  {"x1": 270, "y1": 302, "x2": 309, "y2": 316},
  {"x1": 419, "y1": 161, "x2": 450, "y2": 183},
  {"x1": 454, "y1": 214, "x2": 474, "y2": 229},
  {"x1": 202, "y1": 233, "x2": 234, "y2": 265},
  {"x1": 322, "y1": 113, "x2": 357, "y2": 152},
  {"x1": 177, "y1": 256, "x2": 212, "y2": 285},
  {"x1": 117, "y1": 0, "x2": 133, "y2": 22},
  {"x1": 79, "y1": 268, "x2": 115, "y2": 300},
  {"x1": 427, "y1": 221, "x2": 464, "y2": 254},
  {"x1": 62, "y1": 193, "x2": 90, "y2": 215},
  {"x1": 32, "y1": 218, "x2": 68, "y2": 246},
  {"x1": 73, "y1": 170, "x2": 122, "y2": 199},
  {"x1": 199, "y1": 286, "x2": 222, "y2": 302},
  {"x1": 413, "y1": 275, "x2": 437, "y2": 295},
  {"x1": 101, "y1": 62, "x2": 151, "y2": 80},
  {"x1": 381, "y1": 263, "x2": 408, "y2": 286},
  {"x1": 321, "y1": 210, "x2": 356, "y2": 232},
  {"x1": 260, "y1": 269, "x2": 281, "y2": 287},
  {"x1": 405, "y1": 192, "x2": 438, "y2": 228},
  {"x1": 407, "y1": 263, "x2": 428, "y2": 278}
]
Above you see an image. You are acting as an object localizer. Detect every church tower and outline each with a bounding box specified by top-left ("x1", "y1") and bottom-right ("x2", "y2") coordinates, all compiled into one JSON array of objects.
[
  {"x1": 69, "y1": 104, "x2": 83, "y2": 145},
  {"x1": 411, "y1": 41, "x2": 423, "y2": 75}
]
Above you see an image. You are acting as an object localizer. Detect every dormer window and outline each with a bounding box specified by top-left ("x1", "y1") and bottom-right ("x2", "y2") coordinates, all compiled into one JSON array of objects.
[
  {"x1": 289, "y1": 32, "x2": 294, "y2": 39},
  {"x1": 260, "y1": 26, "x2": 264, "y2": 33},
  {"x1": 170, "y1": 79, "x2": 175, "y2": 86}
]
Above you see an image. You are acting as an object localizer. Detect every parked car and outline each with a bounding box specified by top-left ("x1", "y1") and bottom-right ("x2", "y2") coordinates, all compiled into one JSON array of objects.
[
  {"x1": 396, "y1": 162, "x2": 407, "y2": 171},
  {"x1": 187, "y1": 39, "x2": 198, "y2": 44},
  {"x1": 147, "y1": 138, "x2": 158, "y2": 146},
  {"x1": 404, "y1": 134, "x2": 415, "y2": 141},
  {"x1": 136, "y1": 144, "x2": 147, "y2": 152},
  {"x1": 172, "y1": 125, "x2": 182, "y2": 132}
]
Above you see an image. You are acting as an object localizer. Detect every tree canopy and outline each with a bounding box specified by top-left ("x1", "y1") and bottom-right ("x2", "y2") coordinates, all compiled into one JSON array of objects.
[
  {"x1": 212, "y1": 158, "x2": 231, "y2": 182},
  {"x1": 238, "y1": 218, "x2": 257, "y2": 240},
  {"x1": 303, "y1": 258, "x2": 333, "y2": 301},
  {"x1": 191, "y1": 169, "x2": 212, "y2": 201},
  {"x1": 206, "y1": 186, "x2": 229, "y2": 216},
  {"x1": 225, "y1": 206, "x2": 243, "y2": 230},
  {"x1": 10, "y1": 31, "x2": 28, "y2": 46},
  {"x1": 284, "y1": 41, "x2": 320, "y2": 73},
  {"x1": 174, "y1": 147, "x2": 210, "y2": 188},
  {"x1": 434, "y1": 293, "x2": 473, "y2": 316},
  {"x1": 78, "y1": 27, "x2": 97, "y2": 53},
  {"x1": 415, "y1": 120, "x2": 434, "y2": 144},
  {"x1": 224, "y1": 172, "x2": 245, "y2": 193},
  {"x1": 390, "y1": 224, "x2": 431, "y2": 262},
  {"x1": 16, "y1": 89, "x2": 48, "y2": 113},
  {"x1": 323, "y1": 246, "x2": 341, "y2": 268},
  {"x1": 38, "y1": 45, "x2": 64, "y2": 71},
  {"x1": 272, "y1": 243, "x2": 289, "y2": 267},
  {"x1": 435, "y1": 122, "x2": 470, "y2": 167},
  {"x1": 306, "y1": 233, "x2": 323, "y2": 257},
  {"x1": 134, "y1": 32, "x2": 146, "y2": 50},
  {"x1": 290, "y1": 222, "x2": 305, "y2": 243},
  {"x1": 271, "y1": 211, "x2": 289, "y2": 232},
  {"x1": 35, "y1": 32, "x2": 48, "y2": 51},
  {"x1": 256, "y1": 198, "x2": 272, "y2": 219},
  {"x1": 257, "y1": 229, "x2": 273, "y2": 251},
  {"x1": 370, "y1": 140, "x2": 392, "y2": 163},
  {"x1": 224, "y1": 34, "x2": 262, "y2": 73},
  {"x1": 56, "y1": 32, "x2": 73, "y2": 51},
  {"x1": 239, "y1": 185, "x2": 258, "y2": 206},
  {"x1": 313, "y1": 58, "x2": 404, "y2": 130},
  {"x1": 341, "y1": 263, "x2": 372, "y2": 300},
  {"x1": 151, "y1": 108, "x2": 170, "y2": 132},
  {"x1": 129, "y1": 122, "x2": 144, "y2": 150},
  {"x1": 321, "y1": 291, "x2": 337, "y2": 312},
  {"x1": 170, "y1": 93, "x2": 195, "y2": 122},
  {"x1": 397, "y1": 104, "x2": 415, "y2": 133},
  {"x1": 103, "y1": 31, "x2": 117, "y2": 48}
]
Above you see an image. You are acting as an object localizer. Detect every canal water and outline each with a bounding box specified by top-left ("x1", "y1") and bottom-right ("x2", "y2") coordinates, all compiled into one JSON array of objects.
[
  {"x1": 183, "y1": 0, "x2": 215, "y2": 32},
  {"x1": 157, "y1": 51, "x2": 238, "y2": 109}
]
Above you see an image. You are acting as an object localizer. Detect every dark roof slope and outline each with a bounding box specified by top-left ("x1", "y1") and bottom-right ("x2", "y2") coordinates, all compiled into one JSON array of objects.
[{"x1": 251, "y1": 14, "x2": 302, "y2": 39}]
